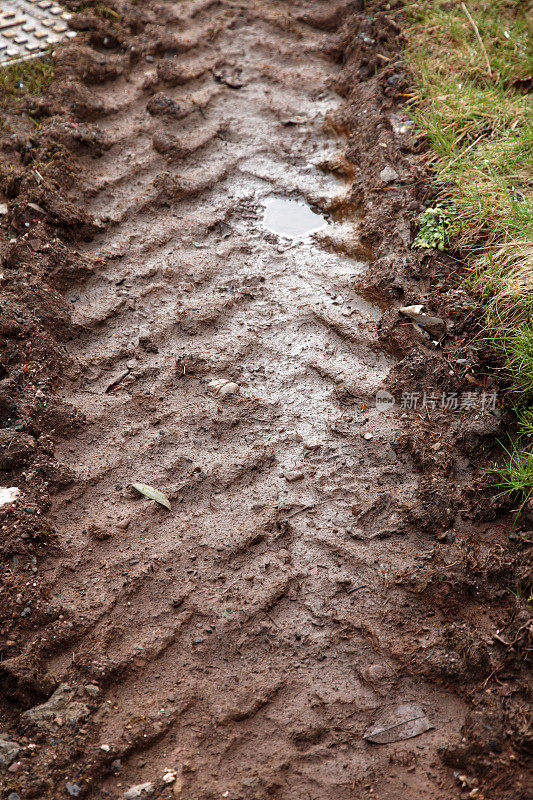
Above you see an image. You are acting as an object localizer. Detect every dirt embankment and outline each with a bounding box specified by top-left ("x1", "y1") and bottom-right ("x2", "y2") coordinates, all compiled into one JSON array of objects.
[{"x1": 0, "y1": 2, "x2": 530, "y2": 799}]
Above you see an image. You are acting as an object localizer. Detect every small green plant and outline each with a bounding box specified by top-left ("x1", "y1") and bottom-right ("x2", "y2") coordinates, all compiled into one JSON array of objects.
[{"x1": 413, "y1": 205, "x2": 457, "y2": 251}]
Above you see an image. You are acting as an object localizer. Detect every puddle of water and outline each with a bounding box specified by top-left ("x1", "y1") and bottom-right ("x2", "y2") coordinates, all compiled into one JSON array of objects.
[{"x1": 262, "y1": 197, "x2": 328, "y2": 239}]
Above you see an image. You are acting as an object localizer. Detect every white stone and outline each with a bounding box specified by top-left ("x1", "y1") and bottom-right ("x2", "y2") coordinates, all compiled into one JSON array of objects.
[
  {"x1": 0, "y1": 487, "x2": 20, "y2": 508},
  {"x1": 379, "y1": 166, "x2": 399, "y2": 183},
  {"x1": 207, "y1": 379, "x2": 240, "y2": 397},
  {"x1": 124, "y1": 784, "x2": 155, "y2": 799}
]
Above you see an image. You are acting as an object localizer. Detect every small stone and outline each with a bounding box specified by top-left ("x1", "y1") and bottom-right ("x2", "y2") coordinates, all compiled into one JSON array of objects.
[
  {"x1": 361, "y1": 663, "x2": 392, "y2": 682},
  {"x1": 116, "y1": 519, "x2": 130, "y2": 530},
  {"x1": 192, "y1": 637, "x2": 204, "y2": 645},
  {"x1": 22, "y1": 684, "x2": 89, "y2": 731},
  {"x1": 145, "y1": 55, "x2": 154, "y2": 63},
  {"x1": 0, "y1": 737, "x2": 20, "y2": 768},
  {"x1": 0, "y1": 203, "x2": 8, "y2": 215},
  {"x1": 284, "y1": 470, "x2": 305, "y2": 482},
  {"x1": 100, "y1": 744, "x2": 110, "y2": 752},
  {"x1": 379, "y1": 166, "x2": 399, "y2": 183},
  {"x1": 162, "y1": 769, "x2": 177, "y2": 784},
  {"x1": 207, "y1": 379, "x2": 240, "y2": 397},
  {"x1": 386, "y1": 72, "x2": 404, "y2": 86},
  {"x1": 124, "y1": 783, "x2": 155, "y2": 799},
  {"x1": 0, "y1": 487, "x2": 20, "y2": 508},
  {"x1": 363, "y1": 432, "x2": 373, "y2": 440},
  {"x1": 84, "y1": 685, "x2": 100, "y2": 698},
  {"x1": 66, "y1": 782, "x2": 81, "y2": 797},
  {"x1": 8, "y1": 793, "x2": 21, "y2": 800}
]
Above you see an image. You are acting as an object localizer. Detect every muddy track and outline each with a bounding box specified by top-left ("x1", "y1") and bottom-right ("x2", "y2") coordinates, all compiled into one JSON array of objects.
[{"x1": 3, "y1": 2, "x2": 471, "y2": 798}]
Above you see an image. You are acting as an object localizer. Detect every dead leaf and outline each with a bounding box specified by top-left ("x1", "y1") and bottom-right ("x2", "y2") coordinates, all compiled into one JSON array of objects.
[
  {"x1": 363, "y1": 703, "x2": 433, "y2": 744},
  {"x1": 105, "y1": 368, "x2": 130, "y2": 392},
  {"x1": 132, "y1": 483, "x2": 171, "y2": 511},
  {"x1": 399, "y1": 306, "x2": 445, "y2": 337}
]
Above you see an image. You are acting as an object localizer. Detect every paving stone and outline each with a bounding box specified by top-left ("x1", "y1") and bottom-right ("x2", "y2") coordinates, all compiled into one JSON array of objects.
[{"x1": 0, "y1": 0, "x2": 75, "y2": 67}]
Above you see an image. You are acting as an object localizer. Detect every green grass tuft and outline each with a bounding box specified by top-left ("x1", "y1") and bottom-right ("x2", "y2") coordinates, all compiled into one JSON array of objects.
[
  {"x1": 492, "y1": 440, "x2": 533, "y2": 505},
  {"x1": 0, "y1": 56, "x2": 54, "y2": 103}
]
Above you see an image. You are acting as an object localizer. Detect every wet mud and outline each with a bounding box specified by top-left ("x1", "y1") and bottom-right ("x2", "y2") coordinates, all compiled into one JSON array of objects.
[{"x1": 0, "y1": 2, "x2": 530, "y2": 799}]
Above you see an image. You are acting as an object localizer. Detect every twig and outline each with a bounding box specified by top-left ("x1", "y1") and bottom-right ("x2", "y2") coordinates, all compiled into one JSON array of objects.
[
  {"x1": 284, "y1": 504, "x2": 316, "y2": 519},
  {"x1": 347, "y1": 583, "x2": 368, "y2": 594},
  {"x1": 461, "y1": 2, "x2": 492, "y2": 78},
  {"x1": 468, "y1": 663, "x2": 504, "y2": 694}
]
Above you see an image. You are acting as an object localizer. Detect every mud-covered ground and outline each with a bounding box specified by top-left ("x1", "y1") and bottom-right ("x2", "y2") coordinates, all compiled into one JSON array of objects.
[{"x1": 0, "y1": 2, "x2": 530, "y2": 799}]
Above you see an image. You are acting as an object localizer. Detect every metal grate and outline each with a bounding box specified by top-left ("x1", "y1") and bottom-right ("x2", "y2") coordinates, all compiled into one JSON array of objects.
[{"x1": 0, "y1": 0, "x2": 75, "y2": 67}]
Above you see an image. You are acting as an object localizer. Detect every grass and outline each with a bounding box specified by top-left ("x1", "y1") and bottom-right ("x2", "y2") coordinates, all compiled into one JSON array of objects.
[
  {"x1": 70, "y1": 3, "x2": 122, "y2": 24},
  {"x1": 404, "y1": 0, "x2": 533, "y2": 505},
  {"x1": 492, "y1": 440, "x2": 533, "y2": 508},
  {"x1": 0, "y1": 56, "x2": 54, "y2": 104}
]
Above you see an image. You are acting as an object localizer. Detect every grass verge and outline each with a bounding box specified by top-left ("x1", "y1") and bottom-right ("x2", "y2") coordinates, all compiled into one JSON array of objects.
[
  {"x1": 404, "y1": 0, "x2": 533, "y2": 506},
  {"x1": 0, "y1": 55, "x2": 54, "y2": 104}
]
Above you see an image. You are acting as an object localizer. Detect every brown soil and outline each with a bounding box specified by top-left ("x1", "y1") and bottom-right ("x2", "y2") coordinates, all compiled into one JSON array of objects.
[{"x1": 0, "y1": 2, "x2": 530, "y2": 800}]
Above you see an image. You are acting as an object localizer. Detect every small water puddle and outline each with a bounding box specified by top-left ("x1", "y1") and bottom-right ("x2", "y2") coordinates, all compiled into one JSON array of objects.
[{"x1": 262, "y1": 197, "x2": 328, "y2": 239}]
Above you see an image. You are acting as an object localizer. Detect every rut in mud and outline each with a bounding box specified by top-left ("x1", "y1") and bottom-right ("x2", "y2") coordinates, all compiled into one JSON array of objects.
[{"x1": 23, "y1": 2, "x2": 468, "y2": 797}]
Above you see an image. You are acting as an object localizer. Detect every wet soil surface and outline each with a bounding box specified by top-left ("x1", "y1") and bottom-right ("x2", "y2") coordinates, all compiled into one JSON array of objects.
[{"x1": 0, "y1": 2, "x2": 531, "y2": 799}]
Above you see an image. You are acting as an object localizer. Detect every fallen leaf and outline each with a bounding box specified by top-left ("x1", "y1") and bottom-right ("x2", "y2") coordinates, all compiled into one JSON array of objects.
[
  {"x1": 399, "y1": 306, "x2": 445, "y2": 337},
  {"x1": 363, "y1": 703, "x2": 433, "y2": 744},
  {"x1": 131, "y1": 483, "x2": 171, "y2": 511}
]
